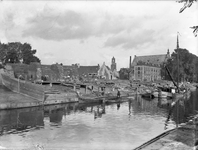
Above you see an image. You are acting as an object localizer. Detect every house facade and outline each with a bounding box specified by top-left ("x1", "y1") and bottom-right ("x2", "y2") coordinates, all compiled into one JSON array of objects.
[
  {"x1": 130, "y1": 50, "x2": 170, "y2": 82},
  {"x1": 78, "y1": 65, "x2": 100, "y2": 79}
]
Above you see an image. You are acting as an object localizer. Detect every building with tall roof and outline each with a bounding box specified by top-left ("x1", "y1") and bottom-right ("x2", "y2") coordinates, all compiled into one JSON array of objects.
[
  {"x1": 78, "y1": 65, "x2": 100, "y2": 78},
  {"x1": 130, "y1": 50, "x2": 170, "y2": 81}
]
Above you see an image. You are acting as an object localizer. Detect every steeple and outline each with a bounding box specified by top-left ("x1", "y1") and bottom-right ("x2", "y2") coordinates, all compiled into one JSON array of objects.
[
  {"x1": 177, "y1": 33, "x2": 179, "y2": 49},
  {"x1": 111, "y1": 56, "x2": 116, "y2": 71}
]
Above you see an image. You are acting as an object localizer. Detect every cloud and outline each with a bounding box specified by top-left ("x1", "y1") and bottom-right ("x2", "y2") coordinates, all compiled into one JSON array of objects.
[
  {"x1": 22, "y1": 9, "x2": 93, "y2": 41},
  {"x1": 22, "y1": 5, "x2": 146, "y2": 41},
  {"x1": 104, "y1": 29, "x2": 155, "y2": 49}
]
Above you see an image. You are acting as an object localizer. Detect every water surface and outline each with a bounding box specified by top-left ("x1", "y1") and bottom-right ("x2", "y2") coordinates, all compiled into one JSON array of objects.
[{"x1": 0, "y1": 87, "x2": 197, "y2": 150}]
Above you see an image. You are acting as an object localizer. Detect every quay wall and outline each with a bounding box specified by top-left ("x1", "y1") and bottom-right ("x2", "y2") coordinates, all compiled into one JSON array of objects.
[{"x1": 0, "y1": 95, "x2": 79, "y2": 110}]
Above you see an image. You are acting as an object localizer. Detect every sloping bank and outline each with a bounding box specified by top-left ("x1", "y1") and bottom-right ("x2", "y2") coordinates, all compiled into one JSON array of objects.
[{"x1": 0, "y1": 68, "x2": 78, "y2": 110}]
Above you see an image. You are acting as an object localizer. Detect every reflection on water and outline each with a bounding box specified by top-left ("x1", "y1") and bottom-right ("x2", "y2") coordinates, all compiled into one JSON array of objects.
[
  {"x1": 0, "y1": 107, "x2": 44, "y2": 135},
  {"x1": 0, "y1": 90, "x2": 197, "y2": 149}
]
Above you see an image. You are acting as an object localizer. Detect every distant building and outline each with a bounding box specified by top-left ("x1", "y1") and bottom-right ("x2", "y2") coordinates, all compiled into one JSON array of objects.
[
  {"x1": 98, "y1": 62, "x2": 119, "y2": 80},
  {"x1": 111, "y1": 57, "x2": 117, "y2": 71},
  {"x1": 7, "y1": 63, "x2": 29, "y2": 79},
  {"x1": 28, "y1": 62, "x2": 41, "y2": 81},
  {"x1": 130, "y1": 50, "x2": 170, "y2": 81},
  {"x1": 78, "y1": 65, "x2": 100, "y2": 79}
]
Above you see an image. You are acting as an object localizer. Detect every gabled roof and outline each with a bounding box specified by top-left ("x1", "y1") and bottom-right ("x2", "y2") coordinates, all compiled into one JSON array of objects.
[
  {"x1": 131, "y1": 54, "x2": 169, "y2": 67},
  {"x1": 78, "y1": 65, "x2": 100, "y2": 76},
  {"x1": 106, "y1": 66, "x2": 111, "y2": 71}
]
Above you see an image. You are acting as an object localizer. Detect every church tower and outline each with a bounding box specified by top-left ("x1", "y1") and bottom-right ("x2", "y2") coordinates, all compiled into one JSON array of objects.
[{"x1": 111, "y1": 57, "x2": 117, "y2": 71}]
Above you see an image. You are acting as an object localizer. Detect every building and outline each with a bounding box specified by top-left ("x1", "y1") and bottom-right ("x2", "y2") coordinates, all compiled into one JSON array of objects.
[
  {"x1": 111, "y1": 57, "x2": 117, "y2": 71},
  {"x1": 130, "y1": 50, "x2": 170, "y2": 82},
  {"x1": 98, "y1": 62, "x2": 119, "y2": 80},
  {"x1": 78, "y1": 65, "x2": 100, "y2": 79}
]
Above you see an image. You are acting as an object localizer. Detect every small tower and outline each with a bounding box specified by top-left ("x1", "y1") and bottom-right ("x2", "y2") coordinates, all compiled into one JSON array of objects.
[
  {"x1": 111, "y1": 57, "x2": 117, "y2": 71},
  {"x1": 166, "y1": 49, "x2": 170, "y2": 59}
]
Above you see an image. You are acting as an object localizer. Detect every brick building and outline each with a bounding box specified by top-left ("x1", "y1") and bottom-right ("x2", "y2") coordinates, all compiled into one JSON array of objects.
[{"x1": 130, "y1": 50, "x2": 170, "y2": 82}]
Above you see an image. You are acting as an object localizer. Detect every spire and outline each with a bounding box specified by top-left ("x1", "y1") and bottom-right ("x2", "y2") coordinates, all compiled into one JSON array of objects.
[{"x1": 177, "y1": 32, "x2": 179, "y2": 49}]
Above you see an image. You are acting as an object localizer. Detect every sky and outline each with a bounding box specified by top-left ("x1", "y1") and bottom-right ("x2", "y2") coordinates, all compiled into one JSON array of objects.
[{"x1": 0, "y1": 1, "x2": 197, "y2": 70}]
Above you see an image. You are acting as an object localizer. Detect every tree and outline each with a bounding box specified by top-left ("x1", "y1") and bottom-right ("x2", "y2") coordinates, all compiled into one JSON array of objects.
[
  {"x1": 0, "y1": 42, "x2": 7, "y2": 63},
  {"x1": 21, "y1": 43, "x2": 41, "y2": 64},
  {"x1": 0, "y1": 42, "x2": 40, "y2": 64},
  {"x1": 177, "y1": 0, "x2": 198, "y2": 37},
  {"x1": 166, "y1": 48, "x2": 198, "y2": 82},
  {"x1": 119, "y1": 68, "x2": 130, "y2": 80}
]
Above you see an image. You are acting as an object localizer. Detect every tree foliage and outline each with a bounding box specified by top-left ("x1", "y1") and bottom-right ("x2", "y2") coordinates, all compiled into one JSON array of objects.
[
  {"x1": 166, "y1": 48, "x2": 198, "y2": 82},
  {"x1": 0, "y1": 42, "x2": 40, "y2": 64},
  {"x1": 119, "y1": 68, "x2": 130, "y2": 80},
  {"x1": 177, "y1": 0, "x2": 198, "y2": 36}
]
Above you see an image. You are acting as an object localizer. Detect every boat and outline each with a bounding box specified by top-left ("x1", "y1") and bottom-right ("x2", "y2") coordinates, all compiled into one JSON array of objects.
[
  {"x1": 104, "y1": 96, "x2": 131, "y2": 104},
  {"x1": 76, "y1": 92, "x2": 104, "y2": 103},
  {"x1": 152, "y1": 86, "x2": 174, "y2": 99},
  {"x1": 76, "y1": 89, "x2": 134, "y2": 104},
  {"x1": 141, "y1": 92, "x2": 155, "y2": 99}
]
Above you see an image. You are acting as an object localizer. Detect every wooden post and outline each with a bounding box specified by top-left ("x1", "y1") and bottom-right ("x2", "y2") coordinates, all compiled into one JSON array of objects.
[
  {"x1": 18, "y1": 78, "x2": 20, "y2": 93},
  {"x1": 73, "y1": 84, "x2": 76, "y2": 91},
  {"x1": 136, "y1": 87, "x2": 138, "y2": 95}
]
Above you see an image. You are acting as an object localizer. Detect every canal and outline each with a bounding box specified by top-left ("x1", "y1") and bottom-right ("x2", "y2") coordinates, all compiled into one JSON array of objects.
[{"x1": 0, "y1": 87, "x2": 197, "y2": 149}]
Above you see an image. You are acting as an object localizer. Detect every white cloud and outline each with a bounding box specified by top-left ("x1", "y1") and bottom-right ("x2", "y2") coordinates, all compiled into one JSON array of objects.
[{"x1": 0, "y1": 1, "x2": 197, "y2": 70}]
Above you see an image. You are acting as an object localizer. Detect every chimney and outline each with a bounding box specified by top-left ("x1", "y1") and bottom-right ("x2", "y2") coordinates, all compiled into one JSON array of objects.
[{"x1": 129, "y1": 56, "x2": 131, "y2": 68}]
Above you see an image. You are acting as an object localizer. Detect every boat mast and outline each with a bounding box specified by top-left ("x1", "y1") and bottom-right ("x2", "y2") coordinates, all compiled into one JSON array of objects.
[{"x1": 177, "y1": 32, "x2": 180, "y2": 92}]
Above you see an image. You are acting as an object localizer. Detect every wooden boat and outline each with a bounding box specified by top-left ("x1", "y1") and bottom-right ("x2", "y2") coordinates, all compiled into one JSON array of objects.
[
  {"x1": 152, "y1": 86, "x2": 174, "y2": 99},
  {"x1": 76, "y1": 92, "x2": 104, "y2": 103},
  {"x1": 76, "y1": 90, "x2": 134, "y2": 104},
  {"x1": 141, "y1": 92, "x2": 155, "y2": 99}
]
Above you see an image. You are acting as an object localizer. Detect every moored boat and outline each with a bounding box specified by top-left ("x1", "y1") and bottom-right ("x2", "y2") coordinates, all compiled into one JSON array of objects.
[
  {"x1": 141, "y1": 92, "x2": 155, "y2": 99},
  {"x1": 152, "y1": 86, "x2": 175, "y2": 99},
  {"x1": 76, "y1": 92, "x2": 104, "y2": 103}
]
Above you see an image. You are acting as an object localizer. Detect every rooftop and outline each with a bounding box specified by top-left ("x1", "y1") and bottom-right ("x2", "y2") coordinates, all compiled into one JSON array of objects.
[{"x1": 131, "y1": 54, "x2": 169, "y2": 67}]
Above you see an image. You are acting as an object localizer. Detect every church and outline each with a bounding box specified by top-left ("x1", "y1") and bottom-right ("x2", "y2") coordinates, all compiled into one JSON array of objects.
[{"x1": 98, "y1": 57, "x2": 119, "y2": 80}]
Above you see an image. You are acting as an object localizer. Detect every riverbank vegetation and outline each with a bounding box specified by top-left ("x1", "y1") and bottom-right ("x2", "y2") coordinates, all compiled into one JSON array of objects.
[{"x1": 165, "y1": 48, "x2": 198, "y2": 83}]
